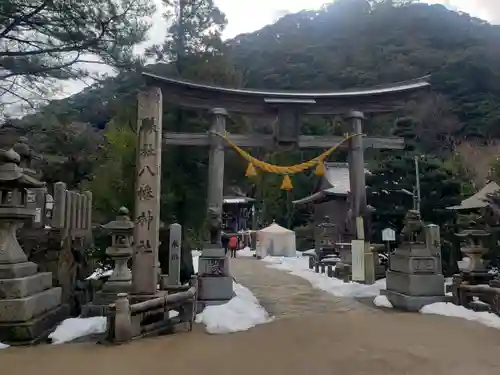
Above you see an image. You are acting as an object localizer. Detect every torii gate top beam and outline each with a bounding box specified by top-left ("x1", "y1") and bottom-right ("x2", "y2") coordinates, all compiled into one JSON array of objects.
[{"x1": 142, "y1": 72, "x2": 431, "y2": 115}]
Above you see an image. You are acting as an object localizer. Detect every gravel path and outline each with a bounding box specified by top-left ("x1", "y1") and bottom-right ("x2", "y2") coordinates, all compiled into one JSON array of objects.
[
  {"x1": 2, "y1": 257, "x2": 500, "y2": 375},
  {"x1": 230, "y1": 257, "x2": 371, "y2": 318}
]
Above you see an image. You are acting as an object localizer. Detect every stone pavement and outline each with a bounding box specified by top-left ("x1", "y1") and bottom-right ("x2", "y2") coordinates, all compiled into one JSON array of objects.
[{"x1": 2, "y1": 257, "x2": 500, "y2": 375}]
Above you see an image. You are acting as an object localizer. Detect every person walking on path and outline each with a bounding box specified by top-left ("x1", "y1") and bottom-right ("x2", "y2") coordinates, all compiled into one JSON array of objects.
[
  {"x1": 221, "y1": 232, "x2": 229, "y2": 255},
  {"x1": 228, "y1": 235, "x2": 238, "y2": 258}
]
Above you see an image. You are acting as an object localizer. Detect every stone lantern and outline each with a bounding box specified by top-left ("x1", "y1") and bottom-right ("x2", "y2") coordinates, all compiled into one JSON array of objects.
[
  {"x1": 455, "y1": 229, "x2": 493, "y2": 285},
  {"x1": 101, "y1": 207, "x2": 135, "y2": 293},
  {"x1": 0, "y1": 148, "x2": 65, "y2": 344},
  {"x1": 0, "y1": 149, "x2": 45, "y2": 264},
  {"x1": 83, "y1": 207, "x2": 134, "y2": 317}
]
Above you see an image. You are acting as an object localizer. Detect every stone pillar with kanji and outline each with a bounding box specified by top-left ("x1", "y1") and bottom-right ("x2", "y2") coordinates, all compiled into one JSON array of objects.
[{"x1": 132, "y1": 87, "x2": 163, "y2": 298}]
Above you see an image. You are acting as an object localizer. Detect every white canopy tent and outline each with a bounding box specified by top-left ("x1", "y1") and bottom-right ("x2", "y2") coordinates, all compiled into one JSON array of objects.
[{"x1": 256, "y1": 222, "x2": 296, "y2": 258}]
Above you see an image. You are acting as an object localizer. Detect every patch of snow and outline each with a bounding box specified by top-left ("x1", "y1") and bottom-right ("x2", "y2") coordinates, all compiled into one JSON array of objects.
[
  {"x1": 237, "y1": 246, "x2": 255, "y2": 257},
  {"x1": 192, "y1": 250, "x2": 201, "y2": 272},
  {"x1": 420, "y1": 302, "x2": 500, "y2": 330},
  {"x1": 262, "y1": 255, "x2": 385, "y2": 298},
  {"x1": 0, "y1": 342, "x2": 9, "y2": 349},
  {"x1": 86, "y1": 269, "x2": 113, "y2": 280},
  {"x1": 374, "y1": 295, "x2": 393, "y2": 308},
  {"x1": 49, "y1": 317, "x2": 107, "y2": 344},
  {"x1": 196, "y1": 282, "x2": 272, "y2": 334}
]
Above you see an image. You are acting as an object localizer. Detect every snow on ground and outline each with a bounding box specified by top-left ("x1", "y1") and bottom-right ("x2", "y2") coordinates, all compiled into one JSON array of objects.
[
  {"x1": 86, "y1": 268, "x2": 113, "y2": 280},
  {"x1": 192, "y1": 250, "x2": 271, "y2": 334},
  {"x1": 49, "y1": 317, "x2": 107, "y2": 344},
  {"x1": 195, "y1": 282, "x2": 272, "y2": 334},
  {"x1": 0, "y1": 342, "x2": 9, "y2": 349},
  {"x1": 237, "y1": 246, "x2": 255, "y2": 257},
  {"x1": 192, "y1": 249, "x2": 202, "y2": 272},
  {"x1": 262, "y1": 254, "x2": 385, "y2": 298},
  {"x1": 420, "y1": 302, "x2": 500, "y2": 330},
  {"x1": 373, "y1": 295, "x2": 393, "y2": 308}
]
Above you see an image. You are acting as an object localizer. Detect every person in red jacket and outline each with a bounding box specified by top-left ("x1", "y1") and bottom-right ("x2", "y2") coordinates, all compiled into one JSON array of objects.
[{"x1": 228, "y1": 235, "x2": 238, "y2": 258}]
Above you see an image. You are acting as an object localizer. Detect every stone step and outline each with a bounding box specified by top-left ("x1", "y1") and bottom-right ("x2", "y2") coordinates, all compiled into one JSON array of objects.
[
  {"x1": 0, "y1": 304, "x2": 70, "y2": 344},
  {"x1": 0, "y1": 272, "x2": 53, "y2": 299},
  {"x1": 0, "y1": 261, "x2": 38, "y2": 279},
  {"x1": 0, "y1": 287, "x2": 62, "y2": 322}
]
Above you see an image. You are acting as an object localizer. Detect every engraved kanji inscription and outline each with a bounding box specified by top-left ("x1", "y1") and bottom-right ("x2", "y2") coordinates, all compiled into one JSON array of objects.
[
  {"x1": 136, "y1": 240, "x2": 153, "y2": 253},
  {"x1": 138, "y1": 165, "x2": 156, "y2": 177},
  {"x1": 140, "y1": 117, "x2": 157, "y2": 133},
  {"x1": 410, "y1": 258, "x2": 435, "y2": 273},
  {"x1": 206, "y1": 259, "x2": 224, "y2": 276},
  {"x1": 137, "y1": 184, "x2": 154, "y2": 200},
  {"x1": 136, "y1": 210, "x2": 153, "y2": 230},
  {"x1": 139, "y1": 143, "x2": 156, "y2": 157}
]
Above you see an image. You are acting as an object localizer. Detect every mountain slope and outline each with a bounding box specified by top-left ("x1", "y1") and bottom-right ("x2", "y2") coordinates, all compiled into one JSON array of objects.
[{"x1": 14, "y1": 1, "x2": 500, "y2": 145}]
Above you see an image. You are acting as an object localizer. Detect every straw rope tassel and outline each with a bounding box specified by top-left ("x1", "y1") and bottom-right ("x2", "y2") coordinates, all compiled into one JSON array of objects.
[
  {"x1": 280, "y1": 175, "x2": 293, "y2": 191},
  {"x1": 245, "y1": 162, "x2": 257, "y2": 177},
  {"x1": 315, "y1": 160, "x2": 325, "y2": 176}
]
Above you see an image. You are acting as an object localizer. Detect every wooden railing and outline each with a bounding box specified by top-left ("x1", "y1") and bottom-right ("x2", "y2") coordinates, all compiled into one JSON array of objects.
[
  {"x1": 451, "y1": 275, "x2": 500, "y2": 315},
  {"x1": 105, "y1": 276, "x2": 198, "y2": 344}
]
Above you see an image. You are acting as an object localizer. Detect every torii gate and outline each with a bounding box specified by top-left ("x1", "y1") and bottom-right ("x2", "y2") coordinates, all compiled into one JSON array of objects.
[{"x1": 132, "y1": 73, "x2": 430, "y2": 294}]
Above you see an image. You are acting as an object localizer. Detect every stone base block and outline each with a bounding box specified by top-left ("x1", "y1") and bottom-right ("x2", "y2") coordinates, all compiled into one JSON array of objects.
[
  {"x1": 0, "y1": 262, "x2": 37, "y2": 279},
  {"x1": 386, "y1": 270, "x2": 444, "y2": 296},
  {"x1": 0, "y1": 272, "x2": 53, "y2": 299},
  {"x1": 0, "y1": 304, "x2": 70, "y2": 345},
  {"x1": 382, "y1": 289, "x2": 446, "y2": 312},
  {"x1": 0, "y1": 287, "x2": 62, "y2": 322},
  {"x1": 198, "y1": 276, "x2": 233, "y2": 302},
  {"x1": 201, "y1": 246, "x2": 226, "y2": 257}
]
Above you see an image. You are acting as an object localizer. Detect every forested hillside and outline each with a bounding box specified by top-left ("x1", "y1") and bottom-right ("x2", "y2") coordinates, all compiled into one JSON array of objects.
[{"x1": 6, "y1": 0, "x2": 500, "y2": 243}]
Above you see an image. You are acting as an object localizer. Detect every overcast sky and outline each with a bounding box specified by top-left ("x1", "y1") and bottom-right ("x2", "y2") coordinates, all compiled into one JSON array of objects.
[{"x1": 60, "y1": 0, "x2": 500, "y2": 98}]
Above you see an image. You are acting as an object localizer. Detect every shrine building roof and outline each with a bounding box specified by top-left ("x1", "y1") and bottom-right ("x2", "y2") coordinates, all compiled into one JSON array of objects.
[{"x1": 292, "y1": 162, "x2": 370, "y2": 205}]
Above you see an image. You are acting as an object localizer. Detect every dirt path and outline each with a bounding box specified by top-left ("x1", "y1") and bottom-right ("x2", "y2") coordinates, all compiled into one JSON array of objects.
[{"x1": 2, "y1": 257, "x2": 500, "y2": 375}]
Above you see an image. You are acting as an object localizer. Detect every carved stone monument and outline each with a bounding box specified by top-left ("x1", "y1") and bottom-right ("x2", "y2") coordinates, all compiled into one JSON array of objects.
[
  {"x1": 167, "y1": 223, "x2": 182, "y2": 286},
  {"x1": 197, "y1": 109, "x2": 234, "y2": 307},
  {"x1": 132, "y1": 87, "x2": 163, "y2": 299},
  {"x1": 382, "y1": 210, "x2": 445, "y2": 311},
  {"x1": 0, "y1": 149, "x2": 67, "y2": 344}
]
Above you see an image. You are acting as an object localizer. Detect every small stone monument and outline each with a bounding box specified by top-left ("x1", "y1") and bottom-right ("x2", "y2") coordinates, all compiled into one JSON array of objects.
[
  {"x1": 382, "y1": 210, "x2": 445, "y2": 311},
  {"x1": 197, "y1": 206, "x2": 233, "y2": 308},
  {"x1": 84, "y1": 207, "x2": 134, "y2": 316},
  {"x1": 0, "y1": 149, "x2": 67, "y2": 344}
]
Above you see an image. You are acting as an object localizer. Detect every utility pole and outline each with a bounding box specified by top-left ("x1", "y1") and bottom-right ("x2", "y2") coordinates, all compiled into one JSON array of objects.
[{"x1": 414, "y1": 155, "x2": 421, "y2": 212}]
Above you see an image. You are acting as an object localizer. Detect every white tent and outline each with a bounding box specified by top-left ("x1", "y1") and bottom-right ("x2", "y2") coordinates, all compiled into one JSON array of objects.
[{"x1": 256, "y1": 222, "x2": 296, "y2": 258}]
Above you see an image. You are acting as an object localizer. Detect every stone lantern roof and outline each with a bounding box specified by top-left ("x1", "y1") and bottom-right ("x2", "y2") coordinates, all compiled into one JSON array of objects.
[{"x1": 0, "y1": 149, "x2": 45, "y2": 188}]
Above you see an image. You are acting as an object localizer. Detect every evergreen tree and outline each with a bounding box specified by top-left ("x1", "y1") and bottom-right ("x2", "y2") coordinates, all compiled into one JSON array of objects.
[
  {"x1": 367, "y1": 117, "x2": 463, "y2": 242},
  {"x1": 0, "y1": 0, "x2": 155, "y2": 116}
]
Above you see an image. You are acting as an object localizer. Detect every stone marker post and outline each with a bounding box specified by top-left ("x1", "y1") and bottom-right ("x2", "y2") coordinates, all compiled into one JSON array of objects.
[
  {"x1": 425, "y1": 224, "x2": 442, "y2": 273},
  {"x1": 132, "y1": 87, "x2": 163, "y2": 296},
  {"x1": 168, "y1": 223, "x2": 182, "y2": 286}
]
